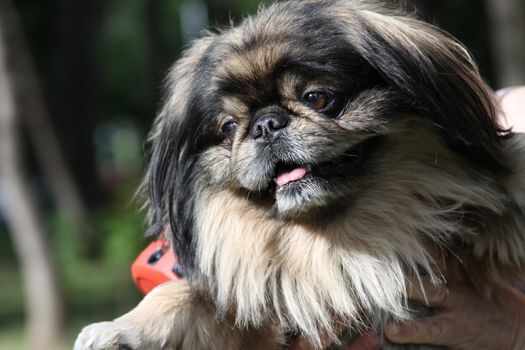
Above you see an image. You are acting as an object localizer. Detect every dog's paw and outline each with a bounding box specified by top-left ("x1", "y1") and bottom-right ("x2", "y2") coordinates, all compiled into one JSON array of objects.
[{"x1": 73, "y1": 321, "x2": 144, "y2": 350}]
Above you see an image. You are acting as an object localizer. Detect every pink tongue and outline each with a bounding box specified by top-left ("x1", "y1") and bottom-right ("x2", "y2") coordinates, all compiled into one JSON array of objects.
[{"x1": 275, "y1": 165, "x2": 308, "y2": 186}]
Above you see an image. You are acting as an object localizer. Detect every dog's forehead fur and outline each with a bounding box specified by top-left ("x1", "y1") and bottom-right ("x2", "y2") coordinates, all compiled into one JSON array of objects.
[{"x1": 181, "y1": 1, "x2": 377, "y2": 113}]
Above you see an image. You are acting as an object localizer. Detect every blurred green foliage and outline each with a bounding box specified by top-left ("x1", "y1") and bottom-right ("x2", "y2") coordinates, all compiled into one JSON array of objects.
[
  {"x1": 0, "y1": 180, "x2": 145, "y2": 349},
  {"x1": 99, "y1": 0, "x2": 152, "y2": 122}
]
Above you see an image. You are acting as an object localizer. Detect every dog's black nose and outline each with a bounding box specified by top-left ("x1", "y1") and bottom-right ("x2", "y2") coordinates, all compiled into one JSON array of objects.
[{"x1": 250, "y1": 113, "x2": 289, "y2": 140}]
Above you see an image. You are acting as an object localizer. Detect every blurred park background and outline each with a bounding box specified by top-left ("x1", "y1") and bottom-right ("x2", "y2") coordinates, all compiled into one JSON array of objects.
[{"x1": 0, "y1": 0, "x2": 524, "y2": 349}]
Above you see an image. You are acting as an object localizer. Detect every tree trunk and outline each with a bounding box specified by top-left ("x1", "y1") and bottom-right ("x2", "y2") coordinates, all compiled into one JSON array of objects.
[
  {"x1": 485, "y1": 0, "x2": 525, "y2": 88},
  {"x1": 0, "y1": 3, "x2": 64, "y2": 349}
]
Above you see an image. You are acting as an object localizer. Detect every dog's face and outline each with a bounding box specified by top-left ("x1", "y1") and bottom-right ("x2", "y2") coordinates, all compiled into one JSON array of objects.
[
  {"x1": 147, "y1": 0, "x2": 503, "y2": 235},
  {"x1": 144, "y1": 2, "x2": 512, "y2": 332},
  {"x1": 201, "y1": 28, "x2": 388, "y2": 217}
]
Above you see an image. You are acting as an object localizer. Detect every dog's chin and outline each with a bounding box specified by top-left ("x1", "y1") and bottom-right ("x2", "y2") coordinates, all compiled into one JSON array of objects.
[
  {"x1": 274, "y1": 174, "x2": 342, "y2": 218},
  {"x1": 241, "y1": 135, "x2": 385, "y2": 219}
]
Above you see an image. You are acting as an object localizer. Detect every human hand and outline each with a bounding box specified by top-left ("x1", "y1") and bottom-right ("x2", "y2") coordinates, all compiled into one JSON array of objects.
[
  {"x1": 385, "y1": 279, "x2": 525, "y2": 350},
  {"x1": 288, "y1": 277, "x2": 525, "y2": 350}
]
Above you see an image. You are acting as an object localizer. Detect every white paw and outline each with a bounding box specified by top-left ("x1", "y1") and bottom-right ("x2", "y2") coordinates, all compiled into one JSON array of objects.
[{"x1": 73, "y1": 321, "x2": 144, "y2": 350}]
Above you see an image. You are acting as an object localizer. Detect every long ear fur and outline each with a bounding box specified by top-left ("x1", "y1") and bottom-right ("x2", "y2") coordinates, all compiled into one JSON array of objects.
[
  {"x1": 142, "y1": 35, "x2": 216, "y2": 276},
  {"x1": 337, "y1": 6, "x2": 511, "y2": 170}
]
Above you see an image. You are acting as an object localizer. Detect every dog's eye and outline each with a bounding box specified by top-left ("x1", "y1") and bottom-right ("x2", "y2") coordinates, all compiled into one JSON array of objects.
[
  {"x1": 221, "y1": 119, "x2": 238, "y2": 139},
  {"x1": 303, "y1": 91, "x2": 334, "y2": 111}
]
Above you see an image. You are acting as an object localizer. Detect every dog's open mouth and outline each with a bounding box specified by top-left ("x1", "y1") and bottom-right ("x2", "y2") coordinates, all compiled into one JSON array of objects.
[{"x1": 273, "y1": 135, "x2": 384, "y2": 192}]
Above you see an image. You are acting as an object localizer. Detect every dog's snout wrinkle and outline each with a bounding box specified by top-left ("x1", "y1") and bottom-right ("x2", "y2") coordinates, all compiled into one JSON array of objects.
[{"x1": 250, "y1": 113, "x2": 289, "y2": 140}]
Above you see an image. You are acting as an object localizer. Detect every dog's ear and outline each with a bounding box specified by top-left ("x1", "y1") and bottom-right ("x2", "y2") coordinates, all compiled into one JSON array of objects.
[
  {"x1": 351, "y1": 10, "x2": 509, "y2": 170},
  {"x1": 143, "y1": 35, "x2": 216, "y2": 275}
]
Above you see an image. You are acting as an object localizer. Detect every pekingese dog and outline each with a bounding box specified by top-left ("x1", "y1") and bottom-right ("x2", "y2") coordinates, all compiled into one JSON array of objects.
[{"x1": 75, "y1": 0, "x2": 525, "y2": 349}]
